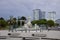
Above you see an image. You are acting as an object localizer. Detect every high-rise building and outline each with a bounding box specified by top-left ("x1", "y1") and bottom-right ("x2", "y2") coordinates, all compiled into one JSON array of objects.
[
  {"x1": 33, "y1": 9, "x2": 45, "y2": 20},
  {"x1": 48, "y1": 11, "x2": 56, "y2": 21},
  {"x1": 41, "y1": 11, "x2": 45, "y2": 19}
]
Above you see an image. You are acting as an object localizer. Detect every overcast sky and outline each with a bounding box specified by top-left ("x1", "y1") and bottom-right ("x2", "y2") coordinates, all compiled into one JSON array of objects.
[{"x1": 0, "y1": 0, "x2": 60, "y2": 20}]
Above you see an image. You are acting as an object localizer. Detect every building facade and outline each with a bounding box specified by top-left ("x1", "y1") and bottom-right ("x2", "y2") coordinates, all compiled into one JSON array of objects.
[
  {"x1": 48, "y1": 11, "x2": 56, "y2": 21},
  {"x1": 33, "y1": 9, "x2": 45, "y2": 20},
  {"x1": 41, "y1": 11, "x2": 45, "y2": 19},
  {"x1": 55, "y1": 19, "x2": 60, "y2": 26}
]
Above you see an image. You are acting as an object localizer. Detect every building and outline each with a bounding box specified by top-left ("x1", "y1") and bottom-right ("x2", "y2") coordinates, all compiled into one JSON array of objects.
[
  {"x1": 33, "y1": 9, "x2": 45, "y2": 20},
  {"x1": 55, "y1": 19, "x2": 60, "y2": 26},
  {"x1": 33, "y1": 9, "x2": 40, "y2": 20},
  {"x1": 48, "y1": 11, "x2": 56, "y2": 21},
  {"x1": 41, "y1": 11, "x2": 45, "y2": 19}
]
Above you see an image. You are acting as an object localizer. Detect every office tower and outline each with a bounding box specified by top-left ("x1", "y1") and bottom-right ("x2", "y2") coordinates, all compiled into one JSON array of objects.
[
  {"x1": 48, "y1": 11, "x2": 56, "y2": 21},
  {"x1": 41, "y1": 11, "x2": 45, "y2": 19},
  {"x1": 33, "y1": 9, "x2": 45, "y2": 20},
  {"x1": 33, "y1": 9, "x2": 41, "y2": 20}
]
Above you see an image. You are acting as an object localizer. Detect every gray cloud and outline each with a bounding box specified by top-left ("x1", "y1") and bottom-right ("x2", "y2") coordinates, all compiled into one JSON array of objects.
[{"x1": 0, "y1": 0, "x2": 60, "y2": 20}]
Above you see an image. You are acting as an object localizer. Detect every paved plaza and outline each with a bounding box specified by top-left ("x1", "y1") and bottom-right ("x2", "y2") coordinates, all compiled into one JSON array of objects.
[{"x1": 0, "y1": 30, "x2": 60, "y2": 40}]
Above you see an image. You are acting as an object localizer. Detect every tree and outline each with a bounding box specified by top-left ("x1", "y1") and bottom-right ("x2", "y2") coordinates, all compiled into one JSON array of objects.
[
  {"x1": 55, "y1": 23, "x2": 59, "y2": 27},
  {"x1": 31, "y1": 20, "x2": 38, "y2": 25},
  {"x1": 13, "y1": 17, "x2": 17, "y2": 28},
  {"x1": 20, "y1": 16, "x2": 26, "y2": 20},
  {"x1": 38, "y1": 19, "x2": 47, "y2": 29},
  {"x1": 31, "y1": 19, "x2": 48, "y2": 29},
  {"x1": 20, "y1": 16, "x2": 27, "y2": 26},
  {"x1": 0, "y1": 17, "x2": 4, "y2": 20},
  {"x1": 0, "y1": 19, "x2": 7, "y2": 28},
  {"x1": 31, "y1": 19, "x2": 47, "y2": 25},
  {"x1": 47, "y1": 20, "x2": 55, "y2": 27},
  {"x1": 39, "y1": 19, "x2": 47, "y2": 25},
  {"x1": 13, "y1": 18, "x2": 17, "y2": 24}
]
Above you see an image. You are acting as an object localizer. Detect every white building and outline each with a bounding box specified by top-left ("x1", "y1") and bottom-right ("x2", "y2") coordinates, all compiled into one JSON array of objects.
[
  {"x1": 48, "y1": 11, "x2": 56, "y2": 21},
  {"x1": 33, "y1": 9, "x2": 45, "y2": 20}
]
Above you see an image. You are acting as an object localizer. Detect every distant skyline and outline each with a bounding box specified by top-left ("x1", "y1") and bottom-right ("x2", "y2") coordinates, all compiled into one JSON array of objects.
[{"x1": 0, "y1": 0, "x2": 60, "y2": 20}]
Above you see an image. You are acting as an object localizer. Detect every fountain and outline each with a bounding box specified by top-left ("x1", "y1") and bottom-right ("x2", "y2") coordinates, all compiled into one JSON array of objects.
[
  {"x1": 23, "y1": 16, "x2": 41, "y2": 32},
  {"x1": 34, "y1": 24, "x2": 39, "y2": 29},
  {"x1": 24, "y1": 24, "x2": 28, "y2": 28},
  {"x1": 24, "y1": 16, "x2": 32, "y2": 28}
]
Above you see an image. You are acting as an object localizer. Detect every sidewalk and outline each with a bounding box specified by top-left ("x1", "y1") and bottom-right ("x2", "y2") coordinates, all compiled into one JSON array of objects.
[{"x1": 0, "y1": 30, "x2": 60, "y2": 40}]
